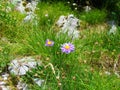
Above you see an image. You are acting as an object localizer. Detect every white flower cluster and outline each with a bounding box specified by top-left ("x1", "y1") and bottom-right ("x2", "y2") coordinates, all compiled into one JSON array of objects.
[
  {"x1": 17, "y1": 81, "x2": 28, "y2": 90},
  {"x1": 9, "y1": 0, "x2": 39, "y2": 22},
  {"x1": 56, "y1": 14, "x2": 80, "y2": 39},
  {"x1": 10, "y1": 0, "x2": 38, "y2": 13},
  {"x1": 84, "y1": 6, "x2": 91, "y2": 12},
  {"x1": 8, "y1": 57, "x2": 44, "y2": 89},
  {"x1": 0, "y1": 56, "x2": 44, "y2": 90},
  {"x1": 8, "y1": 57, "x2": 38, "y2": 75},
  {"x1": 109, "y1": 24, "x2": 117, "y2": 35},
  {"x1": 33, "y1": 78, "x2": 44, "y2": 86},
  {"x1": 16, "y1": 78, "x2": 44, "y2": 90},
  {"x1": 0, "y1": 73, "x2": 11, "y2": 90},
  {"x1": 23, "y1": 12, "x2": 37, "y2": 22}
]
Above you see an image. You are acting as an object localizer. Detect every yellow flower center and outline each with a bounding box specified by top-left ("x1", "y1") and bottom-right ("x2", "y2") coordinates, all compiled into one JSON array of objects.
[
  {"x1": 64, "y1": 45, "x2": 70, "y2": 50},
  {"x1": 47, "y1": 41, "x2": 52, "y2": 45}
]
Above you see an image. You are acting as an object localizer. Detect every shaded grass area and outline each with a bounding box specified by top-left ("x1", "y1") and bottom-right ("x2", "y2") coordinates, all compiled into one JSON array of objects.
[{"x1": 0, "y1": 1, "x2": 120, "y2": 90}]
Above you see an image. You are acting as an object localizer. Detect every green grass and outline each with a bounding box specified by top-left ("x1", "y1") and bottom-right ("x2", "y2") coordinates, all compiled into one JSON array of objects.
[
  {"x1": 79, "y1": 9, "x2": 107, "y2": 25},
  {"x1": 0, "y1": 1, "x2": 120, "y2": 90}
]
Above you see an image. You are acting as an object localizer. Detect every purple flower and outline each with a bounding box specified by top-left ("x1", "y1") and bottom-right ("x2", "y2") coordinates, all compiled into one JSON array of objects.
[
  {"x1": 61, "y1": 43, "x2": 75, "y2": 54},
  {"x1": 45, "y1": 39, "x2": 54, "y2": 46}
]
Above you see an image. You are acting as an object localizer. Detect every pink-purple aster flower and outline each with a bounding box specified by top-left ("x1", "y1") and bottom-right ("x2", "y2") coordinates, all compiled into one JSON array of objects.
[
  {"x1": 45, "y1": 39, "x2": 54, "y2": 46},
  {"x1": 61, "y1": 43, "x2": 75, "y2": 54}
]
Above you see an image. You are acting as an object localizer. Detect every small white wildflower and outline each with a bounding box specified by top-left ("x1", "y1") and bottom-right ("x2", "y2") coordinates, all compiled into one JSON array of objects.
[
  {"x1": 84, "y1": 6, "x2": 91, "y2": 12},
  {"x1": 2, "y1": 73, "x2": 9, "y2": 80},
  {"x1": 24, "y1": 12, "x2": 36, "y2": 22},
  {"x1": 17, "y1": 81, "x2": 28, "y2": 90},
  {"x1": 67, "y1": 1, "x2": 70, "y2": 4},
  {"x1": 73, "y1": 3, "x2": 76, "y2": 6},
  {"x1": 15, "y1": 1, "x2": 25, "y2": 13},
  {"x1": 56, "y1": 15, "x2": 67, "y2": 27},
  {"x1": 109, "y1": 24, "x2": 117, "y2": 35},
  {"x1": 45, "y1": 14, "x2": 48, "y2": 17},
  {"x1": 75, "y1": 7, "x2": 77, "y2": 10},
  {"x1": 33, "y1": 78, "x2": 44, "y2": 86},
  {"x1": 105, "y1": 71, "x2": 111, "y2": 75},
  {"x1": 26, "y1": 1, "x2": 37, "y2": 12}
]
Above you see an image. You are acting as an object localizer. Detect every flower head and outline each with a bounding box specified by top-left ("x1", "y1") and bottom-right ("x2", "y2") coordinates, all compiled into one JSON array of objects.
[
  {"x1": 45, "y1": 39, "x2": 54, "y2": 46},
  {"x1": 61, "y1": 43, "x2": 75, "y2": 54},
  {"x1": 45, "y1": 14, "x2": 48, "y2": 17},
  {"x1": 8, "y1": 57, "x2": 37, "y2": 75},
  {"x1": 73, "y1": 3, "x2": 76, "y2": 6}
]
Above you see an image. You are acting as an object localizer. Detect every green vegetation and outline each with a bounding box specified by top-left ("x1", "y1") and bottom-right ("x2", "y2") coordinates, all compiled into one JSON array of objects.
[
  {"x1": 79, "y1": 9, "x2": 107, "y2": 24},
  {"x1": 0, "y1": 1, "x2": 120, "y2": 90}
]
